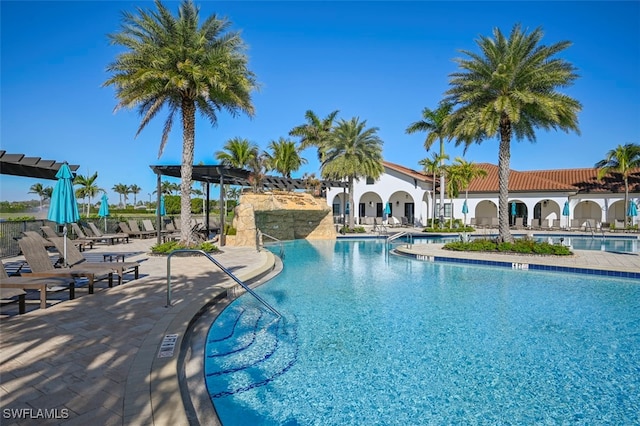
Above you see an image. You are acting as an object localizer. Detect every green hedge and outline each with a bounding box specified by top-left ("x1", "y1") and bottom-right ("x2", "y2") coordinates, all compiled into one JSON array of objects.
[{"x1": 444, "y1": 237, "x2": 572, "y2": 256}]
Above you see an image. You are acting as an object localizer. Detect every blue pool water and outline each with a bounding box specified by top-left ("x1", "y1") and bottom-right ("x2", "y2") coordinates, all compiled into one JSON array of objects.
[
  {"x1": 205, "y1": 240, "x2": 640, "y2": 425},
  {"x1": 411, "y1": 235, "x2": 639, "y2": 253}
]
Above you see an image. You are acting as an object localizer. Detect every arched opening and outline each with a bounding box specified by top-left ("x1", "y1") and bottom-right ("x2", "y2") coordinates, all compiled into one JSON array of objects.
[{"x1": 358, "y1": 191, "x2": 383, "y2": 225}]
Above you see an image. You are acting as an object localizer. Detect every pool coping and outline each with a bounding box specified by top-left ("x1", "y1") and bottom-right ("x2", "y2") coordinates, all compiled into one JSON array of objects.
[
  {"x1": 395, "y1": 244, "x2": 640, "y2": 280},
  {"x1": 125, "y1": 249, "x2": 277, "y2": 426}
]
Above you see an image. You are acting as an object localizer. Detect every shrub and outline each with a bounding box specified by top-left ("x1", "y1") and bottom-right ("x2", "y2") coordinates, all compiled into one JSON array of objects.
[
  {"x1": 443, "y1": 237, "x2": 572, "y2": 256},
  {"x1": 150, "y1": 240, "x2": 219, "y2": 254}
]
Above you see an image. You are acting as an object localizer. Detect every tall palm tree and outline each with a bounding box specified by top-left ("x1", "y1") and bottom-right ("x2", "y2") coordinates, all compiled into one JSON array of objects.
[
  {"x1": 265, "y1": 137, "x2": 307, "y2": 179},
  {"x1": 104, "y1": 0, "x2": 257, "y2": 245},
  {"x1": 418, "y1": 152, "x2": 449, "y2": 226},
  {"x1": 289, "y1": 110, "x2": 340, "y2": 162},
  {"x1": 215, "y1": 137, "x2": 259, "y2": 168},
  {"x1": 74, "y1": 172, "x2": 102, "y2": 216},
  {"x1": 444, "y1": 24, "x2": 581, "y2": 242},
  {"x1": 406, "y1": 102, "x2": 453, "y2": 223},
  {"x1": 447, "y1": 157, "x2": 488, "y2": 226},
  {"x1": 28, "y1": 183, "x2": 51, "y2": 211},
  {"x1": 595, "y1": 143, "x2": 640, "y2": 227},
  {"x1": 112, "y1": 183, "x2": 129, "y2": 208},
  {"x1": 129, "y1": 184, "x2": 141, "y2": 206},
  {"x1": 321, "y1": 117, "x2": 384, "y2": 229}
]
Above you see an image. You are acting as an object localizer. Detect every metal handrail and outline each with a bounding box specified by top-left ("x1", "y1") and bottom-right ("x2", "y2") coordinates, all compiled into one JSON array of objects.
[
  {"x1": 166, "y1": 249, "x2": 281, "y2": 318},
  {"x1": 387, "y1": 231, "x2": 413, "y2": 247},
  {"x1": 259, "y1": 231, "x2": 285, "y2": 259}
]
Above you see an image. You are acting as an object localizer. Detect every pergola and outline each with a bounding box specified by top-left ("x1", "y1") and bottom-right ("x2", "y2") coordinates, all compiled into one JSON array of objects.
[
  {"x1": 0, "y1": 151, "x2": 79, "y2": 180},
  {"x1": 150, "y1": 164, "x2": 348, "y2": 245}
]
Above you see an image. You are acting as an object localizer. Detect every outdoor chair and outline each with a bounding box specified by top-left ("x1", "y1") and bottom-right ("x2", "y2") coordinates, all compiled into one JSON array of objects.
[
  {"x1": 142, "y1": 219, "x2": 169, "y2": 236},
  {"x1": 372, "y1": 217, "x2": 387, "y2": 234},
  {"x1": 86, "y1": 222, "x2": 130, "y2": 244},
  {"x1": 127, "y1": 220, "x2": 155, "y2": 238},
  {"x1": 512, "y1": 217, "x2": 524, "y2": 229},
  {"x1": 48, "y1": 237, "x2": 139, "y2": 286},
  {"x1": 529, "y1": 219, "x2": 541, "y2": 230},
  {"x1": 41, "y1": 225, "x2": 94, "y2": 251},
  {"x1": 71, "y1": 222, "x2": 117, "y2": 245},
  {"x1": 16, "y1": 237, "x2": 111, "y2": 295},
  {"x1": 1, "y1": 261, "x2": 75, "y2": 311},
  {"x1": 21, "y1": 231, "x2": 55, "y2": 249}
]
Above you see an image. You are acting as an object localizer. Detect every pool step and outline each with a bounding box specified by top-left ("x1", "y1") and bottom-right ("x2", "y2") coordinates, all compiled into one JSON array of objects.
[{"x1": 205, "y1": 306, "x2": 297, "y2": 399}]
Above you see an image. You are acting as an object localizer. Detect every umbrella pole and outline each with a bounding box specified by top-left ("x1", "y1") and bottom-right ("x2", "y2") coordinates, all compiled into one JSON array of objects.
[{"x1": 62, "y1": 224, "x2": 68, "y2": 267}]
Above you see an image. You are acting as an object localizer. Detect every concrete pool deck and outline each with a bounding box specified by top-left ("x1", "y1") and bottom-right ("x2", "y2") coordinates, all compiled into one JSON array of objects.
[{"x1": 1, "y1": 233, "x2": 638, "y2": 425}]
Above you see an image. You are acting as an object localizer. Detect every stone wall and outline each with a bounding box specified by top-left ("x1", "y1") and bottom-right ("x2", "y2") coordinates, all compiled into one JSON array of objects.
[{"x1": 229, "y1": 192, "x2": 336, "y2": 247}]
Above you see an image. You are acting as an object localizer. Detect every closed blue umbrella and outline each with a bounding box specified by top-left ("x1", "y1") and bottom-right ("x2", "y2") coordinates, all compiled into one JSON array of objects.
[
  {"x1": 383, "y1": 202, "x2": 391, "y2": 221},
  {"x1": 628, "y1": 201, "x2": 638, "y2": 217},
  {"x1": 562, "y1": 201, "x2": 570, "y2": 230},
  {"x1": 156, "y1": 195, "x2": 166, "y2": 216},
  {"x1": 47, "y1": 163, "x2": 80, "y2": 267},
  {"x1": 462, "y1": 200, "x2": 469, "y2": 226},
  {"x1": 344, "y1": 202, "x2": 350, "y2": 215},
  {"x1": 98, "y1": 193, "x2": 110, "y2": 232},
  {"x1": 511, "y1": 202, "x2": 516, "y2": 216}
]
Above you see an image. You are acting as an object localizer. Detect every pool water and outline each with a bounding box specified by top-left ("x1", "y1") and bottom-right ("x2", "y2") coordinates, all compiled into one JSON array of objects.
[
  {"x1": 205, "y1": 240, "x2": 640, "y2": 425},
  {"x1": 410, "y1": 235, "x2": 639, "y2": 253}
]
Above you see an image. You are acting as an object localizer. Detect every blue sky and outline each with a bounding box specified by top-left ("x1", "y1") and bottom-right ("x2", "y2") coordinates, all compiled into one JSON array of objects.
[{"x1": 1, "y1": 1, "x2": 639, "y2": 203}]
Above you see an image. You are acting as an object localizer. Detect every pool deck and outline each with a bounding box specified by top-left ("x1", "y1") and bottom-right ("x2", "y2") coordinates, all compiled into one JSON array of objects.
[{"x1": 1, "y1": 232, "x2": 638, "y2": 425}]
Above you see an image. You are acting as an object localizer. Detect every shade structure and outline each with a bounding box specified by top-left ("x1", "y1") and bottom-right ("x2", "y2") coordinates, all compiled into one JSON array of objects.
[
  {"x1": 98, "y1": 193, "x2": 110, "y2": 232},
  {"x1": 462, "y1": 200, "x2": 469, "y2": 215},
  {"x1": 156, "y1": 196, "x2": 166, "y2": 216},
  {"x1": 47, "y1": 163, "x2": 80, "y2": 267},
  {"x1": 628, "y1": 201, "x2": 638, "y2": 217}
]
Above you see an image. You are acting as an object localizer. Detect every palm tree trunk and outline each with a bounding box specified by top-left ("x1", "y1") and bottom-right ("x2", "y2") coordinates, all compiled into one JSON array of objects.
[
  {"x1": 498, "y1": 118, "x2": 514, "y2": 243},
  {"x1": 180, "y1": 99, "x2": 196, "y2": 245},
  {"x1": 439, "y1": 137, "x2": 445, "y2": 226},
  {"x1": 348, "y1": 176, "x2": 355, "y2": 229},
  {"x1": 624, "y1": 177, "x2": 629, "y2": 228},
  {"x1": 432, "y1": 170, "x2": 437, "y2": 226}
]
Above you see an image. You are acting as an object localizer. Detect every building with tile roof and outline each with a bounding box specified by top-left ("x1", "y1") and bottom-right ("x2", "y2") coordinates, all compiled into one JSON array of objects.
[{"x1": 325, "y1": 161, "x2": 640, "y2": 230}]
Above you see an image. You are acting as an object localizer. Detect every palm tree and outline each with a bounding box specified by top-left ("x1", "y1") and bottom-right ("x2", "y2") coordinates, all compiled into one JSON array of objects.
[
  {"x1": 321, "y1": 117, "x2": 384, "y2": 229},
  {"x1": 406, "y1": 102, "x2": 453, "y2": 223},
  {"x1": 74, "y1": 172, "x2": 102, "y2": 216},
  {"x1": 215, "y1": 137, "x2": 259, "y2": 168},
  {"x1": 302, "y1": 172, "x2": 321, "y2": 196},
  {"x1": 289, "y1": 110, "x2": 340, "y2": 162},
  {"x1": 129, "y1": 184, "x2": 141, "y2": 206},
  {"x1": 444, "y1": 24, "x2": 581, "y2": 242},
  {"x1": 43, "y1": 186, "x2": 53, "y2": 203},
  {"x1": 447, "y1": 157, "x2": 488, "y2": 226},
  {"x1": 595, "y1": 143, "x2": 640, "y2": 227},
  {"x1": 418, "y1": 152, "x2": 449, "y2": 226},
  {"x1": 104, "y1": 0, "x2": 257, "y2": 245},
  {"x1": 153, "y1": 181, "x2": 178, "y2": 196},
  {"x1": 28, "y1": 183, "x2": 51, "y2": 211},
  {"x1": 265, "y1": 137, "x2": 307, "y2": 179},
  {"x1": 112, "y1": 183, "x2": 129, "y2": 208},
  {"x1": 247, "y1": 152, "x2": 268, "y2": 193}
]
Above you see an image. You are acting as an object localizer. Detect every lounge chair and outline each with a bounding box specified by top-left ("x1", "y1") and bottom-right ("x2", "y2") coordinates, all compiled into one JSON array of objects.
[
  {"x1": 512, "y1": 217, "x2": 524, "y2": 229},
  {"x1": 1, "y1": 261, "x2": 75, "y2": 310},
  {"x1": 372, "y1": 217, "x2": 387, "y2": 233},
  {"x1": 86, "y1": 222, "x2": 130, "y2": 244},
  {"x1": 551, "y1": 219, "x2": 561, "y2": 230},
  {"x1": 70, "y1": 222, "x2": 118, "y2": 245},
  {"x1": 48, "y1": 237, "x2": 140, "y2": 286},
  {"x1": 142, "y1": 219, "x2": 169, "y2": 235},
  {"x1": 40, "y1": 225, "x2": 94, "y2": 251},
  {"x1": 16, "y1": 237, "x2": 111, "y2": 295},
  {"x1": 530, "y1": 219, "x2": 541, "y2": 230},
  {"x1": 389, "y1": 216, "x2": 402, "y2": 227},
  {"x1": 21, "y1": 231, "x2": 55, "y2": 249},
  {"x1": 0, "y1": 287, "x2": 26, "y2": 314},
  {"x1": 126, "y1": 220, "x2": 155, "y2": 238}
]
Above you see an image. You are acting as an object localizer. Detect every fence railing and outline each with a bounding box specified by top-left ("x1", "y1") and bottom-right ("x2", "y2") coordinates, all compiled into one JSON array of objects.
[{"x1": 0, "y1": 216, "x2": 172, "y2": 259}]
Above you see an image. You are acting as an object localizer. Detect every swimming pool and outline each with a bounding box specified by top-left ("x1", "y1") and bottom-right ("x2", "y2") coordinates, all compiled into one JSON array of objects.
[
  {"x1": 205, "y1": 239, "x2": 640, "y2": 424},
  {"x1": 410, "y1": 234, "x2": 639, "y2": 253}
]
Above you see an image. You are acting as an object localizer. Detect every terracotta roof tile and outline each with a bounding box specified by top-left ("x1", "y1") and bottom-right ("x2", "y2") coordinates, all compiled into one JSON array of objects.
[{"x1": 383, "y1": 160, "x2": 640, "y2": 194}]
